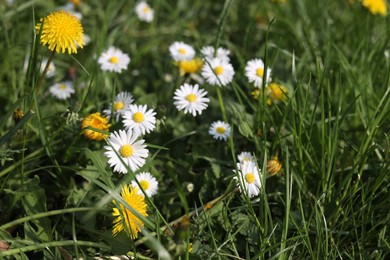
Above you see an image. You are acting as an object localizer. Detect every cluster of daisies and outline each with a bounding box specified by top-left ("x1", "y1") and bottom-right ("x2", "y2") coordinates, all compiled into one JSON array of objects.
[
  {"x1": 33, "y1": 3, "x2": 286, "y2": 240},
  {"x1": 80, "y1": 91, "x2": 159, "y2": 239}
]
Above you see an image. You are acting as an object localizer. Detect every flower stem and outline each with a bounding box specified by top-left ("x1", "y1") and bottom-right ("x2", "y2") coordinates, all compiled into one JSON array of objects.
[
  {"x1": 34, "y1": 50, "x2": 55, "y2": 100},
  {"x1": 216, "y1": 87, "x2": 228, "y2": 122}
]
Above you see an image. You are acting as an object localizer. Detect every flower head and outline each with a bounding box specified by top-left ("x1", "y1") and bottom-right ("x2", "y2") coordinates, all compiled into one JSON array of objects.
[
  {"x1": 209, "y1": 121, "x2": 231, "y2": 141},
  {"x1": 201, "y1": 57, "x2": 235, "y2": 87},
  {"x1": 81, "y1": 113, "x2": 111, "y2": 141},
  {"x1": 122, "y1": 105, "x2": 156, "y2": 136},
  {"x1": 35, "y1": 10, "x2": 85, "y2": 54},
  {"x1": 40, "y1": 59, "x2": 56, "y2": 78},
  {"x1": 238, "y1": 151, "x2": 254, "y2": 163},
  {"x1": 49, "y1": 81, "x2": 75, "y2": 100},
  {"x1": 267, "y1": 83, "x2": 287, "y2": 104},
  {"x1": 104, "y1": 129, "x2": 149, "y2": 173},
  {"x1": 135, "y1": 1, "x2": 154, "y2": 22},
  {"x1": 131, "y1": 172, "x2": 158, "y2": 197},
  {"x1": 234, "y1": 161, "x2": 261, "y2": 198},
  {"x1": 173, "y1": 83, "x2": 210, "y2": 117},
  {"x1": 169, "y1": 42, "x2": 195, "y2": 61},
  {"x1": 98, "y1": 46, "x2": 131, "y2": 73},
  {"x1": 178, "y1": 58, "x2": 204, "y2": 76},
  {"x1": 245, "y1": 58, "x2": 272, "y2": 88},
  {"x1": 103, "y1": 92, "x2": 134, "y2": 121},
  {"x1": 362, "y1": 0, "x2": 387, "y2": 16},
  {"x1": 112, "y1": 185, "x2": 148, "y2": 239},
  {"x1": 267, "y1": 156, "x2": 282, "y2": 176},
  {"x1": 201, "y1": 46, "x2": 231, "y2": 62}
]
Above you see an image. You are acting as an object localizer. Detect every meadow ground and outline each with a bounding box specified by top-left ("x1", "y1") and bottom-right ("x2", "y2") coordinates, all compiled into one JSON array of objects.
[{"x1": 0, "y1": 0, "x2": 389, "y2": 259}]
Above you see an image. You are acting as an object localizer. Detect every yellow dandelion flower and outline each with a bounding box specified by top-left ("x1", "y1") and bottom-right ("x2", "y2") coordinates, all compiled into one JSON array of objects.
[
  {"x1": 70, "y1": 0, "x2": 80, "y2": 5},
  {"x1": 251, "y1": 89, "x2": 272, "y2": 105},
  {"x1": 13, "y1": 108, "x2": 24, "y2": 123},
  {"x1": 362, "y1": 0, "x2": 387, "y2": 16},
  {"x1": 81, "y1": 112, "x2": 110, "y2": 141},
  {"x1": 267, "y1": 83, "x2": 287, "y2": 104},
  {"x1": 178, "y1": 58, "x2": 204, "y2": 76},
  {"x1": 36, "y1": 10, "x2": 85, "y2": 54},
  {"x1": 267, "y1": 156, "x2": 282, "y2": 176},
  {"x1": 112, "y1": 185, "x2": 148, "y2": 239}
]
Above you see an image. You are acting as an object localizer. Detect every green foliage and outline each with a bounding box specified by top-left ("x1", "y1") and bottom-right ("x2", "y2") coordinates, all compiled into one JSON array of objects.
[{"x1": 1, "y1": 0, "x2": 389, "y2": 259}]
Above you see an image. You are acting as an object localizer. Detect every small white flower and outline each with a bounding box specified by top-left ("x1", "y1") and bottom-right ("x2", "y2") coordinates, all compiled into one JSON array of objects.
[
  {"x1": 104, "y1": 129, "x2": 149, "y2": 174},
  {"x1": 135, "y1": 1, "x2": 154, "y2": 22},
  {"x1": 245, "y1": 58, "x2": 272, "y2": 88},
  {"x1": 238, "y1": 152, "x2": 254, "y2": 163},
  {"x1": 59, "y1": 3, "x2": 82, "y2": 19},
  {"x1": 201, "y1": 57, "x2": 235, "y2": 87},
  {"x1": 49, "y1": 81, "x2": 75, "y2": 100},
  {"x1": 40, "y1": 59, "x2": 56, "y2": 78},
  {"x1": 173, "y1": 83, "x2": 210, "y2": 117},
  {"x1": 208, "y1": 121, "x2": 231, "y2": 141},
  {"x1": 131, "y1": 172, "x2": 158, "y2": 197},
  {"x1": 234, "y1": 161, "x2": 261, "y2": 198},
  {"x1": 103, "y1": 91, "x2": 134, "y2": 121},
  {"x1": 201, "y1": 45, "x2": 230, "y2": 62},
  {"x1": 83, "y1": 34, "x2": 91, "y2": 46},
  {"x1": 169, "y1": 41, "x2": 195, "y2": 61},
  {"x1": 123, "y1": 104, "x2": 157, "y2": 136},
  {"x1": 98, "y1": 46, "x2": 130, "y2": 73}
]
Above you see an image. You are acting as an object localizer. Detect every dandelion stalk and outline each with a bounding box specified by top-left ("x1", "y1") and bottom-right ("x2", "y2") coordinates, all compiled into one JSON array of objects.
[{"x1": 34, "y1": 50, "x2": 55, "y2": 99}]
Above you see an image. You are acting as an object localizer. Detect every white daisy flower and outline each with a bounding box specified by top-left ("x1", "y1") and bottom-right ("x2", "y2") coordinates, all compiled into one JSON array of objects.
[
  {"x1": 103, "y1": 91, "x2": 134, "y2": 121},
  {"x1": 135, "y1": 1, "x2": 154, "y2": 23},
  {"x1": 208, "y1": 121, "x2": 231, "y2": 141},
  {"x1": 201, "y1": 45, "x2": 230, "y2": 62},
  {"x1": 122, "y1": 104, "x2": 157, "y2": 136},
  {"x1": 98, "y1": 46, "x2": 130, "y2": 73},
  {"x1": 245, "y1": 58, "x2": 272, "y2": 88},
  {"x1": 131, "y1": 172, "x2": 158, "y2": 197},
  {"x1": 173, "y1": 83, "x2": 210, "y2": 117},
  {"x1": 80, "y1": 34, "x2": 91, "y2": 47},
  {"x1": 59, "y1": 3, "x2": 82, "y2": 19},
  {"x1": 201, "y1": 57, "x2": 235, "y2": 87},
  {"x1": 40, "y1": 58, "x2": 56, "y2": 78},
  {"x1": 169, "y1": 41, "x2": 195, "y2": 61},
  {"x1": 234, "y1": 160, "x2": 261, "y2": 198},
  {"x1": 49, "y1": 81, "x2": 75, "y2": 100},
  {"x1": 238, "y1": 151, "x2": 254, "y2": 163},
  {"x1": 104, "y1": 129, "x2": 149, "y2": 174}
]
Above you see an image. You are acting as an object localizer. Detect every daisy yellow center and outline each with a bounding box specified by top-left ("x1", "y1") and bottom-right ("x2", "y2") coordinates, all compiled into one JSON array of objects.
[
  {"x1": 216, "y1": 126, "x2": 225, "y2": 134},
  {"x1": 114, "y1": 101, "x2": 124, "y2": 111},
  {"x1": 59, "y1": 84, "x2": 68, "y2": 90},
  {"x1": 245, "y1": 173, "x2": 255, "y2": 184},
  {"x1": 143, "y1": 6, "x2": 151, "y2": 13},
  {"x1": 139, "y1": 180, "x2": 150, "y2": 191},
  {"x1": 214, "y1": 66, "x2": 224, "y2": 75},
  {"x1": 36, "y1": 10, "x2": 85, "y2": 54},
  {"x1": 109, "y1": 56, "x2": 119, "y2": 64},
  {"x1": 178, "y1": 48, "x2": 186, "y2": 55},
  {"x1": 120, "y1": 145, "x2": 133, "y2": 158},
  {"x1": 256, "y1": 68, "x2": 264, "y2": 77},
  {"x1": 185, "y1": 93, "x2": 197, "y2": 102},
  {"x1": 133, "y1": 112, "x2": 145, "y2": 123}
]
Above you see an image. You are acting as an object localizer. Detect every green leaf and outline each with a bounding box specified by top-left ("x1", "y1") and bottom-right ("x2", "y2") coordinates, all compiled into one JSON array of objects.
[{"x1": 21, "y1": 176, "x2": 52, "y2": 243}]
